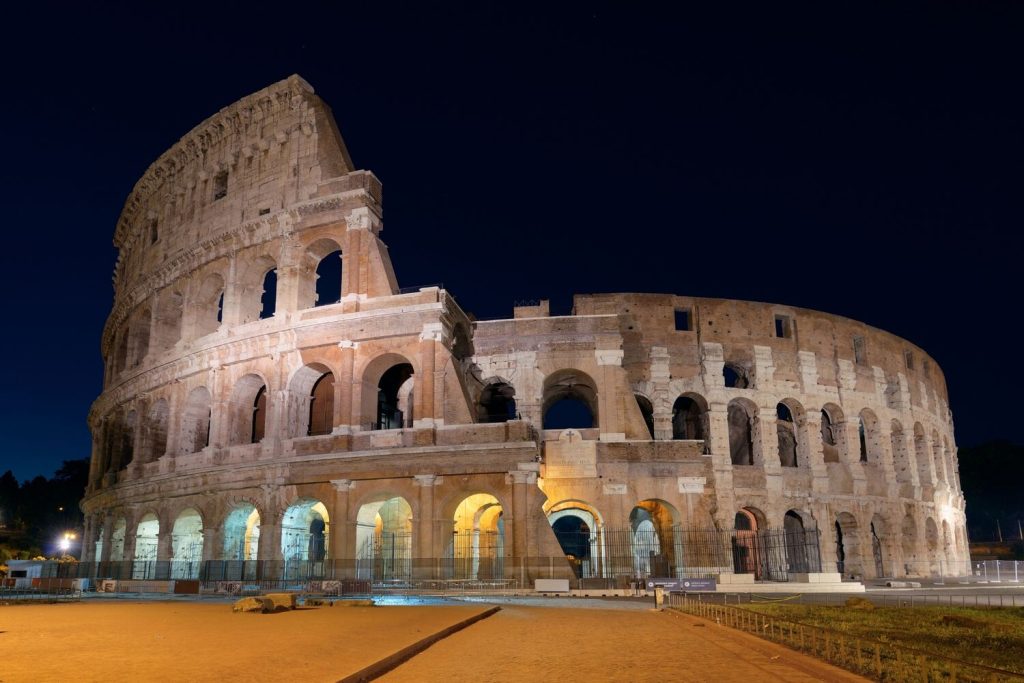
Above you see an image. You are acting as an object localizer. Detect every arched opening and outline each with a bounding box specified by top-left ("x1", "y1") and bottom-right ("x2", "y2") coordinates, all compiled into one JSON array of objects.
[
  {"x1": 377, "y1": 363, "x2": 414, "y2": 430},
  {"x1": 630, "y1": 500, "x2": 679, "y2": 578},
  {"x1": 179, "y1": 387, "x2": 212, "y2": 455},
  {"x1": 672, "y1": 395, "x2": 707, "y2": 441},
  {"x1": 223, "y1": 504, "x2": 261, "y2": 562},
  {"x1": 635, "y1": 394, "x2": 654, "y2": 439},
  {"x1": 542, "y1": 369, "x2": 598, "y2": 430},
  {"x1": 732, "y1": 507, "x2": 766, "y2": 578},
  {"x1": 723, "y1": 363, "x2": 750, "y2": 389},
  {"x1": 478, "y1": 381, "x2": 517, "y2": 423},
  {"x1": 835, "y1": 512, "x2": 863, "y2": 579},
  {"x1": 281, "y1": 500, "x2": 330, "y2": 578},
  {"x1": 132, "y1": 513, "x2": 159, "y2": 579},
  {"x1": 143, "y1": 400, "x2": 169, "y2": 463},
  {"x1": 547, "y1": 501, "x2": 605, "y2": 580},
  {"x1": 783, "y1": 510, "x2": 814, "y2": 574},
  {"x1": 901, "y1": 514, "x2": 918, "y2": 577},
  {"x1": 128, "y1": 308, "x2": 152, "y2": 368},
  {"x1": 821, "y1": 405, "x2": 842, "y2": 463},
  {"x1": 115, "y1": 410, "x2": 136, "y2": 471},
  {"x1": 153, "y1": 289, "x2": 183, "y2": 351},
  {"x1": 776, "y1": 402, "x2": 798, "y2": 467},
  {"x1": 859, "y1": 409, "x2": 880, "y2": 463},
  {"x1": 891, "y1": 420, "x2": 913, "y2": 487},
  {"x1": 450, "y1": 494, "x2": 505, "y2": 580},
  {"x1": 193, "y1": 273, "x2": 225, "y2": 338},
  {"x1": 251, "y1": 387, "x2": 267, "y2": 443},
  {"x1": 259, "y1": 268, "x2": 278, "y2": 319},
  {"x1": 109, "y1": 518, "x2": 126, "y2": 562},
  {"x1": 114, "y1": 333, "x2": 129, "y2": 375},
  {"x1": 314, "y1": 248, "x2": 343, "y2": 307},
  {"x1": 356, "y1": 496, "x2": 413, "y2": 581},
  {"x1": 727, "y1": 400, "x2": 755, "y2": 466},
  {"x1": 308, "y1": 372, "x2": 335, "y2": 436},
  {"x1": 171, "y1": 508, "x2": 203, "y2": 579},
  {"x1": 226, "y1": 375, "x2": 267, "y2": 446}
]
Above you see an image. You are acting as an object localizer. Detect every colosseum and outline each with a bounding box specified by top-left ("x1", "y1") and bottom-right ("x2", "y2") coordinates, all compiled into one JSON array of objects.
[{"x1": 80, "y1": 75, "x2": 967, "y2": 590}]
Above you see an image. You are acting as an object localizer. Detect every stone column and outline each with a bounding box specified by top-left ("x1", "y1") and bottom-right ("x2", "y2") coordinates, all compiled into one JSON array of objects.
[
  {"x1": 157, "y1": 514, "x2": 173, "y2": 562},
  {"x1": 208, "y1": 366, "x2": 229, "y2": 448},
  {"x1": 596, "y1": 349, "x2": 626, "y2": 441},
  {"x1": 329, "y1": 479, "x2": 354, "y2": 561},
  {"x1": 649, "y1": 347, "x2": 672, "y2": 440},
  {"x1": 413, "y1": 475, "x2": 438, "y2": 564},
  {"x1": 334, "y1": 341, "x2": 356, "y2": 431},
  {"x1": 201, "y1": 528, "x2": 218, "y2": 562},
  {"x1": 509, "y1": 469, "x2": 537, "y2": 570},
  {"x1": 80, "y1": 515, "x2": 96, "y2": 563},
  {"x1": 414, "y1": 325, "x2": 441, "y2": 427}
]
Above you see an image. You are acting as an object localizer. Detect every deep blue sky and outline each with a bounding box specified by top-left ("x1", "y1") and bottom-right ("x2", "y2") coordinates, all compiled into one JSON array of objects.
[{"x1": 1, "y1": 2, "x2": 1021, "y2": 481}]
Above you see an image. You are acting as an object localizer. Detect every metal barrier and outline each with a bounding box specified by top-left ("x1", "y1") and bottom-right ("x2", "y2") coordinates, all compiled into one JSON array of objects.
[
  {"x1": 0, "y1": 586, "x2": 81, "y2": 603},
  {"x1": 668, "y1": 593, "x2": 1024, "y2": 682}
]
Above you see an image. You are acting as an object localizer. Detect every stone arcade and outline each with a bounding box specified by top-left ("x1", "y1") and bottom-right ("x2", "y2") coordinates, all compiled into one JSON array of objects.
[{"x1": 81, "y1": 76, "x2": 967, "y2": 587}]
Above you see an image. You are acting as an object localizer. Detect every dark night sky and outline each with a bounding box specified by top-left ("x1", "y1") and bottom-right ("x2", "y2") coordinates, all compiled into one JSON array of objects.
[{"x1": 1, "y1": 2, "x2": 1021, "y2": 481}]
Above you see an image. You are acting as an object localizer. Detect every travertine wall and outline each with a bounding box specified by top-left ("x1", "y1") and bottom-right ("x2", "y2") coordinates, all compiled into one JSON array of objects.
[{"x1": 81, "y1": 76, "x2": 966, "y2": 580}]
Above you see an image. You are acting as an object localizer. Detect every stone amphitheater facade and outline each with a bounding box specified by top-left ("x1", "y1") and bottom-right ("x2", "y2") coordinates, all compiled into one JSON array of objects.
[{"x1": 80, "y1": 75, "x2": 966, "y2": 584}]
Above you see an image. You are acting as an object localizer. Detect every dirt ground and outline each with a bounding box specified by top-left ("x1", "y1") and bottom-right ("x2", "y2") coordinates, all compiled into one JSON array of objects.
[
  {"x1": 381, "y1": 605, "x2": 869, "y2": 682},
  {"x1": 0, "y1": 601, "x2": 488, "y2": 683},
  {"x1": 0, "y1": 599, "x2": 868, "y2": 682}
]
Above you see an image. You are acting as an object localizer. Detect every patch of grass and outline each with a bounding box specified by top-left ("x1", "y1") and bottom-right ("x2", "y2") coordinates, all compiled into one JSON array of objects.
[{"x1": 743, "y1": 602, "x2": 1024, "y2": 674}]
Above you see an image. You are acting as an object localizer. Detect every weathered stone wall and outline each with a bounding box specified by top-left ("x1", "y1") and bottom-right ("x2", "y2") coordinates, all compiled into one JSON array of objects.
[{"x1": 81, "y1": 76, "x2": 967, "y2": 581}]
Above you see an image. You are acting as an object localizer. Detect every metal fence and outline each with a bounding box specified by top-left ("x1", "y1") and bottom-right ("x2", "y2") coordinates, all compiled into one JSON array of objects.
[{"x1": 668, "y1": 593, "x2": 1024, "y2": 682}]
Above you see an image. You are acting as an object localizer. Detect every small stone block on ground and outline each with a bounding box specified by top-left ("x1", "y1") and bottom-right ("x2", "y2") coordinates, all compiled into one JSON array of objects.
[
  {"x1": 264, "y1": 592, "x2": 297, "y2": 610},
  {"x1": 232, "y1": 597, "x2": 268, "y2": 613}
]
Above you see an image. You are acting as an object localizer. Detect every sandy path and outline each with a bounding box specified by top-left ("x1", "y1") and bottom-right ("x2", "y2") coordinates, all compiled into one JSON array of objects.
[
  {"x1": 380, "y1": 606, "x2": 869, "y2": 682},
  {"x1": 0, "y1": 601, "x2": 489, "y2": 683}
]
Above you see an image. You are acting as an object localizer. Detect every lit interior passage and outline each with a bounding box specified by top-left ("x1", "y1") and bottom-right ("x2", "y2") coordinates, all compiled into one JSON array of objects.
[
  {"x1": 356, "y1": 497, "x2": 413, "y2": 581},
  {"x1": 171, "y1": 508, "x2": 204, "y2": 579},
  {"x1": 451, "y1": 494, "x2": 504, "y2": 580},
  {"x1": 133, "y1": 513, "x2": 159, "y2": 578},
  {"x1": 281, "y1": 500, "x2": 329, "y2": 564},
  {"x1": 222, "y1": 504, "x2": 260, "y2": 561}
]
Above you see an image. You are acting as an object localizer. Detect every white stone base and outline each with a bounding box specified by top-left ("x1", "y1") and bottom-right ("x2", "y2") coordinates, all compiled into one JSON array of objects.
[{"x1": 712, "y1": 572, "x2": 865, "y2": 593}]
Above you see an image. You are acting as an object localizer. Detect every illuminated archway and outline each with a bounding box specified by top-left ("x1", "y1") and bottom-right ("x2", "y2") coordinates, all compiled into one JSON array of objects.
[
  {"x1": 450, "y1": 494, "x2": 505, "y2": 579},
  {"x1": 171, "y1": 508, "x2": 203, "y2": 579},
  {"x1": 355, "y1": 496, "x2": 413, "y2": 581}
]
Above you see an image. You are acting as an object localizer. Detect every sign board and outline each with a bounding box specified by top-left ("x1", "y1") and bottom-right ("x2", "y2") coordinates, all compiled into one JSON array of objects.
[
  {"x1": 678, "y1": 477, "x2": 706, "y2": 494},
  {"x1": 646, "y1": 577, "x2": 717, "y2": 591},
  {"x1": 602, "y1": 483, "x2": 627, "y2": 495}
]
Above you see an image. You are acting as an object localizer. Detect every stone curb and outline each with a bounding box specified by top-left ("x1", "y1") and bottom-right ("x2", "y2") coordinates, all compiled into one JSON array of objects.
[{"x1": 337, "y1": 605, "x2": 501, "y2": 682}]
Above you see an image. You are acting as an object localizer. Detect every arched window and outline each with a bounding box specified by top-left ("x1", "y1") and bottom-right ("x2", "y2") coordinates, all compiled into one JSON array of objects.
[
  {"x1": 179, "y1": 387, "x2": 212, "y2": 455},
  {"x1": 193, "y1": 273, "x2": 225, "y2": 338},
  {"x1": 776, "y1": 403, "x2": 798, "y2": 467},
  {"x1": 308, "y1": 372, "x2": 335, "y2": 436},
  {"x1": 727, "y1": 400, "x2": 755, "y2": 466},
  {"x1": 251, "y1": 386, "x2": 267, "y2": 443},
  {"x1": 542, "y1": 370, "x2": 598, "y2": 430},
  {"x1": 478, "y1": 381, "x2": 517, "y2": 423},
  {"x1": 315, "y1": 249, "x2": 342, "y2": 307},
  {"x1": 259, "y1": 268, "x2": 277, "y2": 319},
  {"x1": 226, "y1": 376, "x2": 267, "y2": 446},
  {"x1": 820, "y1": 406, "x2": 842, "y2": 463},
  {"x1": 672, "y1": 396, "x2": 707, "y2": 440},
  {"x1": 635, "y1": 395, "x2": 654, "y2": 439},
  {"x1": 377, "y1": 364, "x2": 414, "y2": 429},
  {"x1": 723, "y1": 363, "x2": 750, "y2": 389}
]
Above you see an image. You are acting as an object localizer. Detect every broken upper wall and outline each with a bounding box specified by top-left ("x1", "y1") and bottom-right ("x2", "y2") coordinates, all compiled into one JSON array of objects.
[
  {"x1": 111, "y1": 75, "x2": 354, "y2": 295},
  {"x1": 571, "y1": 292, "x2": 950, "y2": 409}
]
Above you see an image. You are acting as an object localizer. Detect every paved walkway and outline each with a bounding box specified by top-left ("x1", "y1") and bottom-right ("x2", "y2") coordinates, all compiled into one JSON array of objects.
[{"x1": 381, "y1": 605, "x2": 868, "y2": 682}]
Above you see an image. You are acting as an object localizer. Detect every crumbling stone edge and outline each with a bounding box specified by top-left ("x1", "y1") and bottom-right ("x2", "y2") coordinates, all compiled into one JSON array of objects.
[{"x1": 337, "y1": 605, "x2": 502, "y2": 682}]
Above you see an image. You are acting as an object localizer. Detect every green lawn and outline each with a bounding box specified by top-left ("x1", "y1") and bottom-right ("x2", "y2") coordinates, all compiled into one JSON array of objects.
[{"x1": 742, "y1": 602, "x2": 1024, "y2": 675}]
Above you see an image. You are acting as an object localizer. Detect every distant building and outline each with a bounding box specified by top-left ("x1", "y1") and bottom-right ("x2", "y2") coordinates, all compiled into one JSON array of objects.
[{"x1": 81, "y1": 76, "x2": 966, "y2": 585}]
